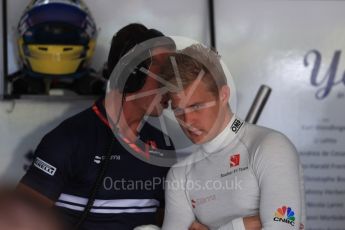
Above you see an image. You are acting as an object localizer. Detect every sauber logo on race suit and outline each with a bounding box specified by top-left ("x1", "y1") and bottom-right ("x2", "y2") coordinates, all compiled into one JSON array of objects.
[
  {"x1": 93, "y1": 155, "x2": 121, "y2": 164},
  {"x1": 230, "y1": 154, "x2": 240, "y2": 167},
  {"x1": 33, "y1": 157, "x2": 56, "y2": 176},
  {"x1": 273, "y1": 206, "x2": 295, "y2": 226},
  {"x1": 231, "y1": 119, "x2": 243, "y2": 134},
  {"x1": 221, "y1": 154, "x2": 247, "y2": 178}
]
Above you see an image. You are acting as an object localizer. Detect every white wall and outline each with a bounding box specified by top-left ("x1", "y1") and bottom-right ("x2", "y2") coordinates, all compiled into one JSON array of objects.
[
  {"x1": 0, "y1": 98, "x2": 92, "y2": 183},
  {"x1": 0, "y1": 0, "x2": 4, "y2": 96},
  {"x1": 5, "y1": 0, "x2": 210, "y2": 74}
]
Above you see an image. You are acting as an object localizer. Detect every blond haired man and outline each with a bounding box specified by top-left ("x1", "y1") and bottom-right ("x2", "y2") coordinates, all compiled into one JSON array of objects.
[{"x1": 161, "y1": 44, "x2": 305, "y2": 230}]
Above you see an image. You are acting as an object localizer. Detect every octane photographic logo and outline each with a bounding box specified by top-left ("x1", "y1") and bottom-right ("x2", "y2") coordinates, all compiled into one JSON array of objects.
[
  {"x1": 273, "y1": 206, "x2": 295, "y2": 226},
  {"x1": 105, "y1": 36, "x2": 237, "y2": 167}
]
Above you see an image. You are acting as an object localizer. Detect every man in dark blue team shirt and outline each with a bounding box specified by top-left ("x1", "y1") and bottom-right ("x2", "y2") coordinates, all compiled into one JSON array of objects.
[{"x1": 18, "y1": 23, "x2": 176, "y2": 230}]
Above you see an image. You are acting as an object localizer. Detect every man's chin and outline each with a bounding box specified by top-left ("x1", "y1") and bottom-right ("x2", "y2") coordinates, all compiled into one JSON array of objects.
[
  {"x1": 186, "y1": 132, "x2": 207, "y2": 144},
  {"x1": 191, "y1": 139, "x2": 208, "y2": 145}
]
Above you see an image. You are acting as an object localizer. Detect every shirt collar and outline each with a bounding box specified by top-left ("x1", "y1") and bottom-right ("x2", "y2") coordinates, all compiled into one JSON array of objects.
[
  {"x1": 200, "y1": 114, "x2": 244, "y2": 154},
  {"x1": 95, "y1": 97, "x2": 107, "y2": 117}
]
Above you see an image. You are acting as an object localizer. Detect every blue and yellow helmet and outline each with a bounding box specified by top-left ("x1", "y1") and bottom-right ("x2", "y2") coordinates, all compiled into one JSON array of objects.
[{"x1": 17, "y1": 0, "x2": 97, "y2": 78}]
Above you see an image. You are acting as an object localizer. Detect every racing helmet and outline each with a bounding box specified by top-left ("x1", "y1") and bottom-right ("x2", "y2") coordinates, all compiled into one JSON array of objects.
[{"x1": 17, "y1": 0, "x2": 97, "y2": 78}]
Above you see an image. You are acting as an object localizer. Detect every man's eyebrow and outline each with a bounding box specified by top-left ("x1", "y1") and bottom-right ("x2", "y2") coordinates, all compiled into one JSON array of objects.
[
  {"x1": 174, "y1": 101, "x2": 217, "y2": 113},
  {"x1": 171, "y1": 102, "x2": 202, "y2": 111},
  {"x1": 185, "y1": 101, "x2": 204, "y2": 107}
]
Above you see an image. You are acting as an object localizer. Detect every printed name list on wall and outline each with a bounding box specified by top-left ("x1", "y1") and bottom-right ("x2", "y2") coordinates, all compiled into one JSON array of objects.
[
  {"x1": 302, "y1": 49, "x2": 345, "y2": 228},
  {"x1": 215, "y1": 1, "x2": 345, "y2": 228}
]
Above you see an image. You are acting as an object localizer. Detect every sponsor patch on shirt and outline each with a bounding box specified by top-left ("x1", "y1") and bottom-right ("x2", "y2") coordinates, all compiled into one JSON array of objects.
[
  {"x1": 230, "y1": 154, "x2": 240, "y2": 167},
  {"x1": 93, "y1": 155, "x2": 121, "y2": 164},
  {"x1": 191, "y1": 194, "x2": 216, "y2": 208},
  {"x1": 220, "y1": 166, "x2": 248, "y2": 178},
  {"x1": 230, "y1": 119, "x2": 243, "y2": 134},
  {"x1": 33, "y1": 157, "x2": 56, "y2": 176},
  {"x1": 94, "y1": 156, "x2": 102, "y2": 164},
  {"x1": 273, "y1": 206, "x2": 296, "y2": 227}
]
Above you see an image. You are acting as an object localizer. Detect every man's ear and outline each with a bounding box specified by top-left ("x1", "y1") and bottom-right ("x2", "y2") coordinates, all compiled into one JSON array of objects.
[{"x1": 219, "y1": 85, "x2": 230, "y2": 105}]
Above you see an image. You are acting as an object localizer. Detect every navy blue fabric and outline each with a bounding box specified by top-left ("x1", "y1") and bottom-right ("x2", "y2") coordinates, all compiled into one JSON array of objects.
[
  {"x1": 21, "y1": 98, "x2": 175, "y2": 230},
  {"x1": 27, "y1": 4, "x2": 87, "y2": 29}
]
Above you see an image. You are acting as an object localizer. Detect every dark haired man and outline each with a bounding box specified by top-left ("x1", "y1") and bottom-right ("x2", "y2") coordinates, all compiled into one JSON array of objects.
[{"x1": 18, "y1": 23, "x2": 176, "y2": 230}]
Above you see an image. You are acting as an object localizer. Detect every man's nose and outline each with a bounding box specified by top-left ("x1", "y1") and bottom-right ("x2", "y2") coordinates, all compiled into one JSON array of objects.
[{"x1": 182, "y1": 110, "x2": 198, "y2": 127}]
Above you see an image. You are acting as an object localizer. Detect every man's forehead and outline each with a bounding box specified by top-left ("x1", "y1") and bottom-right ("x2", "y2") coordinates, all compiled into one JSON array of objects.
[{"x1": 169, "y1": 89, "x2": 216, "y2": 108}]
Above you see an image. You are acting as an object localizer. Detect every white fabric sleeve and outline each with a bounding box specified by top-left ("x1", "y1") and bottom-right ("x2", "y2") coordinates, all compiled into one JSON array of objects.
[
  {"x1": 252, "y1": 132, "x2": 304, "y2": 229},
  {"x1": 162, "y1": 167, "x2": 195, "y2": 230}
]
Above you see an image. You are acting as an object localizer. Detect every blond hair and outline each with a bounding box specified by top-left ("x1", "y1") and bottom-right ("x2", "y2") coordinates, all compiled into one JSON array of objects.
[{"x1": 161, "y1": 44, "x2": 227, "y2": 96}]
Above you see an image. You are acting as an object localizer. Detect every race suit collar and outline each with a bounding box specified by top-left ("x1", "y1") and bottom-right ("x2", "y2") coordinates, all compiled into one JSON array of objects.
[{"x1": 201, "y1": 115, "x2": 244, "y2": 154}]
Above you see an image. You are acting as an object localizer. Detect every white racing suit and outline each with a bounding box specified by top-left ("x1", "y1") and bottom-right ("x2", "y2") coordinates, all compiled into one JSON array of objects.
[{"x1": 162, "y1": 115, "x2": 306, "y2": 230}]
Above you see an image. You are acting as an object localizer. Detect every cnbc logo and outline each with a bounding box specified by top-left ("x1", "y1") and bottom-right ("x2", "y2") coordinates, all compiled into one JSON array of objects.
[{"x1": 273, "y1": 206, "x2": 295, "y2": 226}]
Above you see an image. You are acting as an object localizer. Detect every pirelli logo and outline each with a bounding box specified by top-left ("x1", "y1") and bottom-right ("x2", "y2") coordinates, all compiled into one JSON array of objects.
[
  {"x1": 34, "y1": 157, "x2": 56, "y2": 176},
  {"x1": 231, "y1": 119, "x2": 243, "y2": 134}
]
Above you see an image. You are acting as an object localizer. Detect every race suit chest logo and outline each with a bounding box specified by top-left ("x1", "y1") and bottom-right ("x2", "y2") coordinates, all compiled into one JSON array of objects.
[
  {"x1": 273, "y1": 206, "x2": 295, "y2": 226},
  {"x1": 191, "y1": 194, "x2": 216, "y2": 208},
  {"x1": 93, "y1": 155, "x2": 121, "y2": 164},
  {"x1": 33, "y1": 157, "x2": 56, "y2": 176},
  {"x1": 221, "y1": 153, "x2": 248, "y2": 178},
  {"x1": 230, "y1": 154, "x2": 240, "y2": 167},
  {"x1": 231, "y1": 119, "x2": 243, "y2": 134}
]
